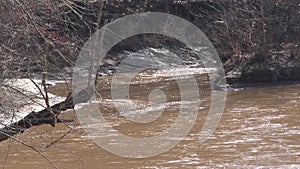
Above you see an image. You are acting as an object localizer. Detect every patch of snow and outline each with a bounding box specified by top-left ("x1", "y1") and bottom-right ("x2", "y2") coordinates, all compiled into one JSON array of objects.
[{"x1": 0, "y1": 79, "x2": 66, "y2": 128}]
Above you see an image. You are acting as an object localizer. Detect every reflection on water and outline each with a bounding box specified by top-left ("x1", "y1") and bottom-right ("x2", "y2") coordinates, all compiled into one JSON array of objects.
[{"x1": 0, "y1": 72, "x2": 299, "y2": 168}]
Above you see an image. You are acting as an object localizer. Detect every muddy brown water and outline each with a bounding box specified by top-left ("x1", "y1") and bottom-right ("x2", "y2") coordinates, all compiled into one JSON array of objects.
[{"x1": 0, "y1": 73, "x2": 299, "y2": 169}]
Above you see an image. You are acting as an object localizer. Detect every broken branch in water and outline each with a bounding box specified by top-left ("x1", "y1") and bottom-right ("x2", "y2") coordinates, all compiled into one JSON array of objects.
[{"x1": 0, "y1": 86, "x2": 93, "y2": 142}]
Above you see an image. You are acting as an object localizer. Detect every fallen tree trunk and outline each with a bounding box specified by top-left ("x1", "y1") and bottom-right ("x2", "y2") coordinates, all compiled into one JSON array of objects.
[{"x1": 0, "y1": 87, "x2": 93, "y2": 142}]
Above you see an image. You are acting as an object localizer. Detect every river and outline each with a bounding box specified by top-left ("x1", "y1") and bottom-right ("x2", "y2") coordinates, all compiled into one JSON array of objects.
[
  {"x1": 0, "y1": 48, "x2": 299, "y2": 168},
  {"x1": 0, "y1": 73, "x2": 299, "y2": 168}
]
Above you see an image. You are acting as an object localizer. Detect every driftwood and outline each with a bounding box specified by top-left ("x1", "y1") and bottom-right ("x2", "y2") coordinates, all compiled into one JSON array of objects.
[{"x1": 0, "y1": 87, "x2": 93, "y2": 142}]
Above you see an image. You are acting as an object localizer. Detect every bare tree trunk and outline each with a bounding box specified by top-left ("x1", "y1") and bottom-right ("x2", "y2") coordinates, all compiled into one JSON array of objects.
[
  {"x1": 260, "y1": 0, "x2": 267, "y2": 56},
  {"x1": 0, "y1": 87, "x2": 93, "y2": 142}
]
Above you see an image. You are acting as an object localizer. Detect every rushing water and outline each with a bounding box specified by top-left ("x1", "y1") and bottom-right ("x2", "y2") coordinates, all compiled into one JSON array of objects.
[
  {"x1": 0, "y1": 48, "x2": 299, "y2": 168},
  {"x1": 0, "y1": 74, "x2": 299, "y2": 169}
]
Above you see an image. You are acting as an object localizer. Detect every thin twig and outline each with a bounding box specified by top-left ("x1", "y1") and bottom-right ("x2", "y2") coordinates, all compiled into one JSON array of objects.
[
  {"x1": 29, "y1": 78, "x2": 47, "y2": 104},
  {"x1": 45, "y1": 129, "x2": 72, "y2": 148},
  {"x1": 2, "y1": 139, "x2": 12, "y2": 169}
]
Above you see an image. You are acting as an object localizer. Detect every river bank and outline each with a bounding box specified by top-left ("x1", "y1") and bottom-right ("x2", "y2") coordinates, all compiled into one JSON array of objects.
[{"x1": 1, "y1": 1, "x2": 299, "y2": 85}]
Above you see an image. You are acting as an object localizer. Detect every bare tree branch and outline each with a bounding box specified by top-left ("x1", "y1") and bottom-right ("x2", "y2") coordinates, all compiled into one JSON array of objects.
[{"x1": 0, "y1": 86, "x2": 93, "y2": 142}]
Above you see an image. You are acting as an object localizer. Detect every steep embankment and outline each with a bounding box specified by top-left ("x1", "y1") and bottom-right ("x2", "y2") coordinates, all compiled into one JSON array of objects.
[
  {"x1": 1, "y1": 0, "x2": 299, "y2": 84},
  {"x1": 72, "y1": 0, "x2": 300, "y2": 84}
]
